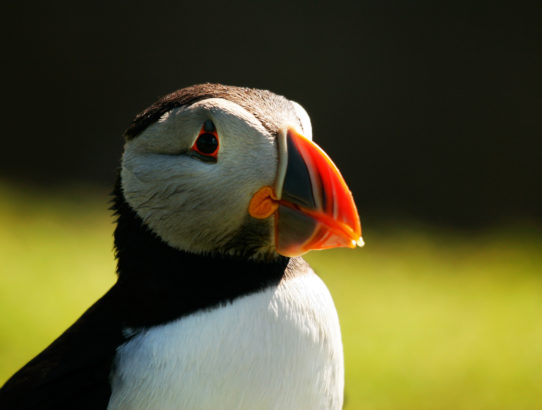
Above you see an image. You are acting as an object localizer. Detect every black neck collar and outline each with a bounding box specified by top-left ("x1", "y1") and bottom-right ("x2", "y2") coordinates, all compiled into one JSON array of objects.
[{"x1": 111, "y1": 178, "x2": 291, "y2": 328}]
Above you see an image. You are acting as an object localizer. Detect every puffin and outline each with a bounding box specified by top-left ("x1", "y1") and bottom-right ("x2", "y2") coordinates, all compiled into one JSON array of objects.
[{"x1": 0, "y1": 84, "x2": 363, "y2": 410}]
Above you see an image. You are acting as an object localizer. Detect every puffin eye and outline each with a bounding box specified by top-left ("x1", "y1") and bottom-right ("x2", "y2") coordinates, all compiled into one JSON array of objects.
[
  {"x1": 191, "y1": 121, "x2": 219, "y2": 159},
  {"x1": 195, "y1": 133, "x2": 218, "y2": 154}
]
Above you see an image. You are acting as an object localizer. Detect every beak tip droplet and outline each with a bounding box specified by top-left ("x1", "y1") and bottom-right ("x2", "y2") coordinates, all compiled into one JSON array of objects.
[{"x1": 355, "y1": 237, "x2": 365, "y2": 248}]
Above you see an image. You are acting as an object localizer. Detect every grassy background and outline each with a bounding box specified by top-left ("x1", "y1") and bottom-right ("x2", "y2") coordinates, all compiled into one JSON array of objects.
[{"x1": 1, "y1": 182, "x2": 541, "y2": 409}]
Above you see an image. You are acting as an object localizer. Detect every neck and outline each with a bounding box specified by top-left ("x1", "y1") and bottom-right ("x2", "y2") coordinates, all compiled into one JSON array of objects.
[{"x1": 111, "y1": 178, "x2": 291, "y2": 328}]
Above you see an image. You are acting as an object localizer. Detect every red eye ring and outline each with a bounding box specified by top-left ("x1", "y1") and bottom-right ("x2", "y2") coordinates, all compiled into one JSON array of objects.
[{"x1": 191, "y1": 121, "x2": 219, "y2": 158}]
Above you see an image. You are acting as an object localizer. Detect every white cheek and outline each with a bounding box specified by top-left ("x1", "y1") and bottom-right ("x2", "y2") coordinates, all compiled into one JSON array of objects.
[
  {"x1": 120, "y1": 97, "x2": 280, "y2": 254},
  {"x1": 121, "y1": 138, "x2": 276, "y2": 254},
  {"x1": 122, "y1": 150, "x2": 230, "y2": 252}
]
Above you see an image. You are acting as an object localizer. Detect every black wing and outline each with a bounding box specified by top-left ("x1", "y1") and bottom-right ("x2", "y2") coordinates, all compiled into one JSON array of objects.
[{"x1": 0, "y1": 286, "x2": 124, "y2": 410}]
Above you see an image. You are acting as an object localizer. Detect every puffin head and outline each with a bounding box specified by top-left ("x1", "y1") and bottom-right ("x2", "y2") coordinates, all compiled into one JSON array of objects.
[{"x1": 120, "y1": 84, "x2": 363, "y2": 259}]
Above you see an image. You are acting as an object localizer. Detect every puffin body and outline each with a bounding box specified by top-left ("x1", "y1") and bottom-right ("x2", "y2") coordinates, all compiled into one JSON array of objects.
[
  {"x1": 109, "y1": 264, "x2": 343, "y2": 410},
  {"x1": 0, "y1": 84, "x2": 362, "y2": 409}
]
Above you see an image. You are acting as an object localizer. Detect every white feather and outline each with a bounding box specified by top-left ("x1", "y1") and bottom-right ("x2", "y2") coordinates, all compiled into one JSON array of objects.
[{"x1": 108, "y1": 271, "x2": 344, "y2": 410}]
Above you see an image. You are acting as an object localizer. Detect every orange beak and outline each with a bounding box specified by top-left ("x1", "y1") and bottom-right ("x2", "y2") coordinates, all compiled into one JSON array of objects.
[{"x1": 249, "y1": 127, "x2": 363, "y2": 257}]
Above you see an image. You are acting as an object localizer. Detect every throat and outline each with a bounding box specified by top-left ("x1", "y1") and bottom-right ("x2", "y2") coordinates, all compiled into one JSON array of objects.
[{"x1": 111, "y1": 181, "x2": 291, "y2": 328}]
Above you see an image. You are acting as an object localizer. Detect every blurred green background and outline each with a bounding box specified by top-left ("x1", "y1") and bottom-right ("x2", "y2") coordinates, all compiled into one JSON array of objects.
[
  {"x1": 1, "y1": 183, "x2": 541, "y2": 409},
  {"x1": 1, "y1": 1, "x2": 542, "y2": 409}
]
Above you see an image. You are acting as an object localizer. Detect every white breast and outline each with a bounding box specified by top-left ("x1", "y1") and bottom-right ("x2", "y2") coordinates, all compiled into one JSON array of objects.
[{"x1": 108, "y1": 270, "x2": 344, "y2": 410}]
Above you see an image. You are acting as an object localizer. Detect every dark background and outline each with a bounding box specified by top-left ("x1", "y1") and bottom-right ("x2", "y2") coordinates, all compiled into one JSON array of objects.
[{"x1": 2, "y1": 1, "x2": 540, "y2": 228}]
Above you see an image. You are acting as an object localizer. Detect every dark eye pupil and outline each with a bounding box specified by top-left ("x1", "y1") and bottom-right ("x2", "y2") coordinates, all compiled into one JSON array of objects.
[{"x1": 196, "y1": 133, "x2": 218, "y2": 154}]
